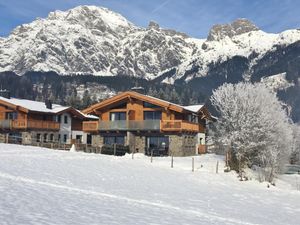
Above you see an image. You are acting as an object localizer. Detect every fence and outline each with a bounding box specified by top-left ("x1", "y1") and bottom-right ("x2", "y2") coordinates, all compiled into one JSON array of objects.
[{"x1": 0, "y1": 134, "x2": 129, "y2": 156}]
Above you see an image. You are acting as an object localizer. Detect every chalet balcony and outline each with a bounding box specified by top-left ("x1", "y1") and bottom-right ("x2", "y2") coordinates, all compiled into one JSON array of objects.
[
  {"x1": 26, "y1": 120, "x2": 60, "y2": 130},
  {"x1": 83, "y1": 120, "x2": 203, "y2": 133},
  {"x1": 160, "y1": 120, "x2": 203, "y2": 133},
  {"x1": 83, "y1": 120, "x2": 161, "y2": 132},
  {"x1": 0, "y1": 119, "x2": 60, "y2": 130},
  {"x1": 0, "y1": 120, "x2": 11, "y2": 129}
]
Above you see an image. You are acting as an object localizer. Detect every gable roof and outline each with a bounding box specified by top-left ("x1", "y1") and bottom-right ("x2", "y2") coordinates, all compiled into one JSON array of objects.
[
  {"x1": 183, "y1": 105, "x2": 204, "y2": 113},
  {"x1": 82, "y1": 91, "x2": 212, "y2": 119},
  {"x1": 0, "y1": 96, "x2": 68, "y2": 113}
]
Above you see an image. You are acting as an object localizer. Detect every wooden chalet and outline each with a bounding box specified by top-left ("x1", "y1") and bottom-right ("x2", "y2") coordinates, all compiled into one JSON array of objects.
[
  {"x1": 82, "y1": 91, "x2": 213, "y2": 156},
  {"x1": 0, "y1": 95, "x2": 96, "y2": 144}
]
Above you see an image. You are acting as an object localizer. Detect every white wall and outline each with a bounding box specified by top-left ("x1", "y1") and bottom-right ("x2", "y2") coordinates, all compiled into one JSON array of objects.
[
  {"x1": 58, "y1": 113, "x2": 72, "y2": 144},
  {"x1": 196, "y1": 133, "x2": 206, "y2": 145},
  {"x1": 71, "y1": 131, "x2": 87, "y2": 144}
]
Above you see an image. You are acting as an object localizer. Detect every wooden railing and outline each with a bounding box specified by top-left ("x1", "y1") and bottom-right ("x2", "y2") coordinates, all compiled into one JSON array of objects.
[
  {"x1": 10, "y1": 119, "x2": 60, "y2": 130},
  {"x1": 83, "y1": 120, "x2": 203, "y2": 133},
  {"x1": 82, "y1": 121, "x2": 99, "y2": 132},
  {"x1": 160, "y1": 120, "x2": 202, "y2": 132},
  {"x1": 12, "y1": 120, "x2": 27, "y2": 129},
  {"x1": 27, "y1": 120, "x2": 60, "y2": 130}
]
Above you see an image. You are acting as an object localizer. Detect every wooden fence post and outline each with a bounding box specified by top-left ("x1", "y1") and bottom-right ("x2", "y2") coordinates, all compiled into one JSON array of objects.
[
  {"x1": 150, "y1": 150, "x2": 153, "y2": 163},
  {"x1": 5, "y1": 133, "x2": 8, "y2": 143},
  {"x1": 113, "y1": 144, "x2": 116, "y2": 156},
  {"x1": 171, "y1": 155, "x2": 174, "y2": 168},
  {"x1": 132, "y1": 148, "x2": 135, "y2": 159},
  {"x1": 192, "y1": 157, "x2": 194, "y2": 172},
  {"x1": 216, "y1": 161, "x2": 219, "y2": 174}
]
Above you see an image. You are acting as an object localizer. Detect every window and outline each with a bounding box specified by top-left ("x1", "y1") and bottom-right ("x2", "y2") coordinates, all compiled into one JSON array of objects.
[
  {"x1": 50, "y1": 134, "x2": 54, "y2": 142},
  {"x1": 43, "y1": 133, "x2": 48, "y2": 142},
  {"x1": 188, "y1": 114, "x2": 198, "y2": 123},
  {"x1": 58, "y1": 134, "x2": 61, "y2": 142},
  {"x1": 146, "y1": 136, "x2": 169, "y2": 149},
  {"x1": 36, "y1": 133, "x2": 41, "y2": 143},
  {"x1": 64, "y1": 115, "x2": 68, "y2": 124},
  {"x1": 6, "y1": 112, "x2": 18, "y2": 120},
  {"x1": 76, "y1": 135, "x2": 82, "y2": 143},
  {"x1": 87, "y1": 134, "x2": 92, "y2": 145},
  {"x1": 110, "y1": 112, "x2": 126, "y2": 121},
  {"x1": 143, "y1": 102, "x2": 161, "y2": 108},
  {"x1": 43, "y1": 115, "x2": 47, "y2": 121},
  {"x1": 63, "y1": 134, "x2": 67, "y2": 143},
  {"x1": 104, "y1": 136, "x2": 125, "y2": 145},
  {"x1": 144, "y1": 111, "x2": 162, "y2": 120},
  {"x1": 57, "y1": 115, "x2": 61, "y2": 123}
]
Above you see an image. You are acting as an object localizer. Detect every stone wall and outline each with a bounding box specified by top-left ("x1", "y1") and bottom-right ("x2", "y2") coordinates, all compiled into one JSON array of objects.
[
  {"x1": 134, "y1": 135, "x2": 145, "y2": 154},
  {"x1": 0, "y1": 133, "x2": 6, "y2": 143},
  {"x1": 169, "y1": 134, "x2": 196, "y2": 156},
  {"x1": 91, "y1": 135, "x2": 104, "y2": 147},
  {"x1": 28, "y1": 131, "x2": 59, "y2": 144},
  {"x1": 126, "y1": 132, "x2": 135, "y2": 153},
  {"x1": 22, "y1": 132, "x2": 33, "y2": 145}
]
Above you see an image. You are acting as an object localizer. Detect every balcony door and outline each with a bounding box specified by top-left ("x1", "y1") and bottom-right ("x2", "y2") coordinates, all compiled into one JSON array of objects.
[{"x1": 146, "y1": 136, "x2": 169, "y2": 156}]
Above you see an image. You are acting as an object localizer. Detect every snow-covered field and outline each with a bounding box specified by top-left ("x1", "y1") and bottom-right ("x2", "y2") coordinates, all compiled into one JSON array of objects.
[{"x1": 0, "y1": 144, "x2": 300, "y2": 225}]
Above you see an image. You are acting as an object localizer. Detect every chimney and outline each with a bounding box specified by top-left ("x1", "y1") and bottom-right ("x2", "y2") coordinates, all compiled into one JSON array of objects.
[
  {"x1": 0, "y1": 89, "x2": 11, "y2": 99},
  {"x1": 45, "y1": 99, "x2": 52, "y2": 109},
  {"x1": 131, "y1": 87, "x2": 145, "y2": 94}
]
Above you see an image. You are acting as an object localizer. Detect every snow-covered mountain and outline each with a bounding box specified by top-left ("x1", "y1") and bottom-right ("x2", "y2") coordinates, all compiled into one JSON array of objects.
[
  {"x1": 1, "y1": 5, "x2": 300, "y2": 83},
  {"x1": 0, "y1": 5, "x2": 197, "y2": 79}
]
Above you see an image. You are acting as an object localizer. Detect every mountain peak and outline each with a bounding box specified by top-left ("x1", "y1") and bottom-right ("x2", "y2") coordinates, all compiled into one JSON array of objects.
[
  {"x1": 47, "y1": 5, "x2": 134, "y2": 30},
  {"x1": 148, "y1": 21, "x2": 160, "y2": 30},
  {"x1": 207, "y1": 18, "x2": 259, "y2": 41}
]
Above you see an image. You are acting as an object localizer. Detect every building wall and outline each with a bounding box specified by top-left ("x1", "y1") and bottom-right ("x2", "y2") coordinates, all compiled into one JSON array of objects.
[
  {"x1": 97, "y1": 98, "x2": 176, "y2": 122},
  {"x1": 90, "y1": 132, "x2": 198, "y2": 156},
  {"x1": 169, "y1": 134, "x2": 197, "y2": 156},
  {"x1": 134, "y1": 135, "x2": 146, "y2": 154},
  {"x1": 25, "y1": 131, "x2": 60, "y2": 144},
  {"x1": 92, "y1": 135, "x2": 104, "y2": 147},
  {"x1": 58, "y1": 113, "x2": 72, "y2": 144},
  {"x1": 71, "y1": 130, "x2": 87, "y2": 144},
  {"x1": 0, "y1": 105, "x2": 6, "y2": 120},
  {"x1": 27, "y1": 113, "x2": 54, "y2": 121}
]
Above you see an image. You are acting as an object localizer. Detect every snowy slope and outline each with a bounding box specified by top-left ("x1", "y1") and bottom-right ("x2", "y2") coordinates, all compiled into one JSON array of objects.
[
  {"x1": 1, "y1": 6, "x2": 300, "y2": 81},
  {"x1": 0, "y1": 143, "x2": 300, "y2": 225},
  {"x1": 261, "y1": 72, "x2": 294, "y2": 91}
]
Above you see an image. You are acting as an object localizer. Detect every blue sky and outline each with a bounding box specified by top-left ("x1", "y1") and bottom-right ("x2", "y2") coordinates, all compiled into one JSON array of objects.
[{"x1": 0, "y1": 0, "x2": 299, "y2": 38}]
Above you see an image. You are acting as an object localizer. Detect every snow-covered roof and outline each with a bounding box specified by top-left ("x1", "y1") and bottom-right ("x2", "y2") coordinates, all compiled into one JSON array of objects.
[
  {"x1": 0, "y1": 96, "x2": 99, "y2": 119},
  {"x1": 0, "y1": 96, "x2": 68, "y2": 113},
  {"x1": 183, "y1": 105, "x2": 204, "y2": 113},
  {"x1": 144, "y1": 94, "x2": 204, "y2": 114}
]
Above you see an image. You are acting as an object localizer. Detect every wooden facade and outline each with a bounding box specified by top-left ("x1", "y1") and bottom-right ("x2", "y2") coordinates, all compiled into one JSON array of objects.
[
  {"x1": 0, "y1": 99, "x2": 59, "y2": 131},
  {"x1": 81, "y1": 91, "x2": 213, "y2": 156},
  {"x1": 0, "y1": 97, "x2": 92, "y2": 132},
  {"x1": 82, "y1": 91, "x2": 211, "y2": 133}
]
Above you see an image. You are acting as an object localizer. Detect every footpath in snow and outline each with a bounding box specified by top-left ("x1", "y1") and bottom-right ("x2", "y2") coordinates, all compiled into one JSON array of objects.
[{"x1": 0, "y1": 143, "x2": 300, "y2": 225}]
